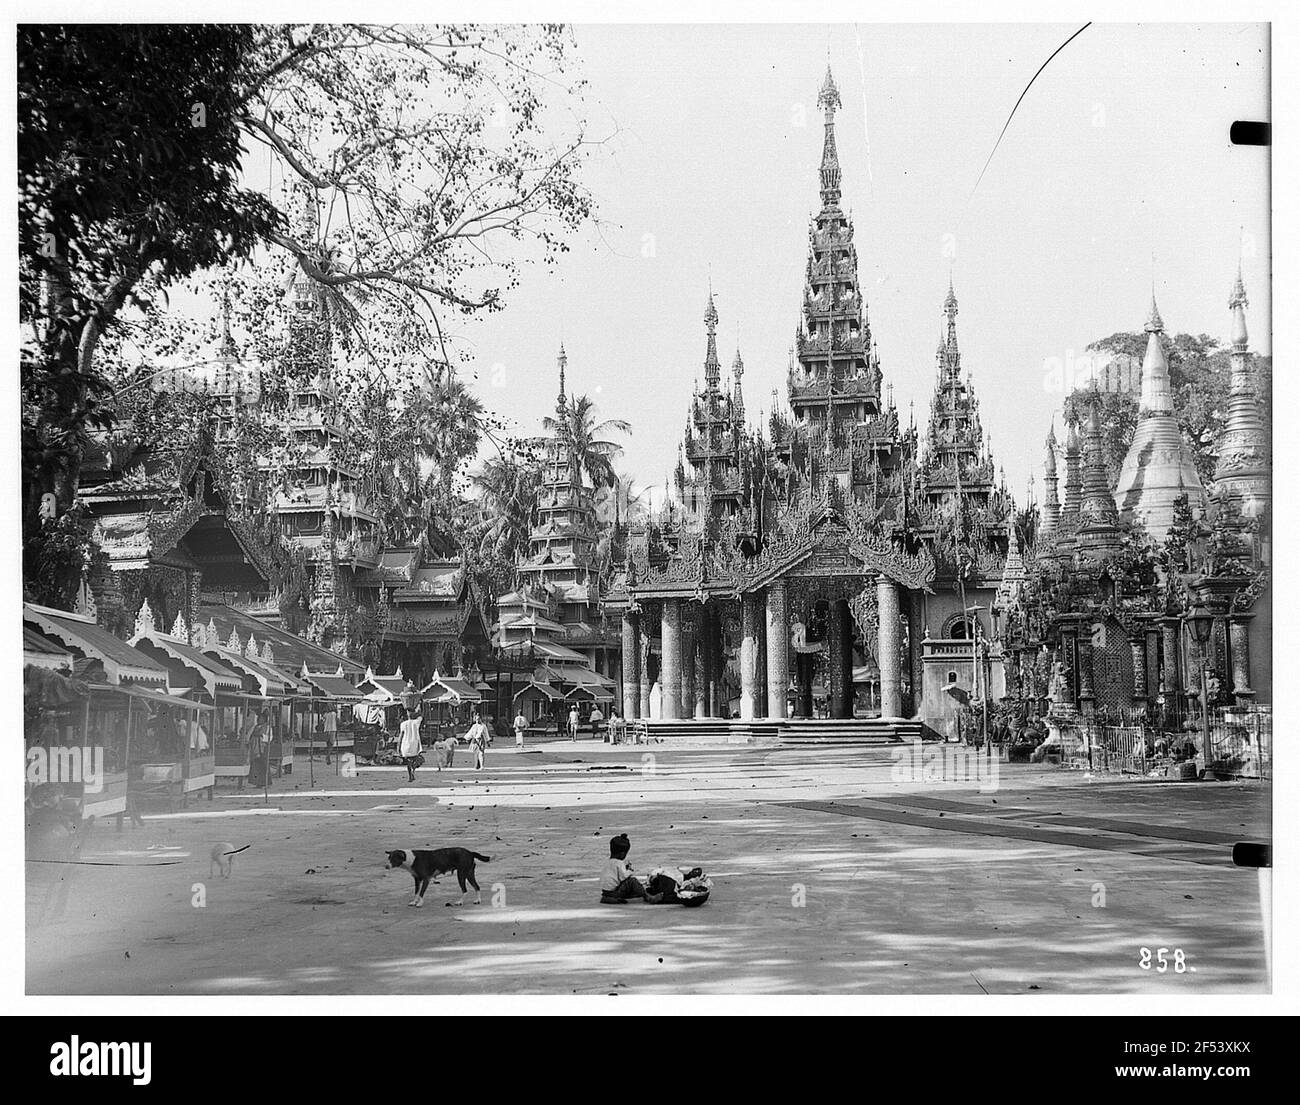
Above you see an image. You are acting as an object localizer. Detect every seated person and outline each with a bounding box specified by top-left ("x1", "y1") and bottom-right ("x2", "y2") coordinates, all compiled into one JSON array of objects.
[{"x1": 599, "y1": 834, "x2": 661, "y2": 903}]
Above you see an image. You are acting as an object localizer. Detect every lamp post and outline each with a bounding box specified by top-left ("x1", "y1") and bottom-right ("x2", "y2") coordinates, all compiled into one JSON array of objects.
[{"x1": 1187, "y1": 606, "x2": 1214, "y2": 764}]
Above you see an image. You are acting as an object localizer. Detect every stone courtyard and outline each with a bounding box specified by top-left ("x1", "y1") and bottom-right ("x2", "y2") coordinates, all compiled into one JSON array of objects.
[{"x1": 27, "y1": 744, "x2": 1270, "y2": 995}]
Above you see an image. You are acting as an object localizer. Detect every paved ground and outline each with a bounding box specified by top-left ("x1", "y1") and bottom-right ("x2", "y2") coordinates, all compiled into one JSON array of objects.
[{"x1": 26, "y1": 740, "x2": 1271, "y2": 995}]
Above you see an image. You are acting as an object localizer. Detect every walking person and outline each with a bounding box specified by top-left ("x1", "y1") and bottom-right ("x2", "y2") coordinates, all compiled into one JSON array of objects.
[
  {"x1": 589, "y1": 705, "x2": 604, "y2": 740},
  {"x1": 466, "y1": 712, "x2": 490, "y2": 770},
  {"x1": 568, "y1": 704, "x2": 580, "y2": 742},
  {"x1": 513, "y1": 708, "x2": 528, "y2": 748},
  {"x1": 398, "y1": 708, "x2": 424, "y2": 783}
]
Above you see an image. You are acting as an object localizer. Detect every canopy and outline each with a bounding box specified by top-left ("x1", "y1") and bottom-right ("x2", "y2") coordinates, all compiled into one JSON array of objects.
[
  {"x1": 88, "y1": 682, "x2": 216, "y2": 711},
  {"x1": 512, "y1": 680, "x2": 563, "y2": 702},
  {"x1": 132, "y1": 631, "x2": 242, "y2": 698},
  {"x1": 23, "y1": 627, "x2": 73, "y2": 673},
  {"x1": 24, "y1": 604, "x2": 168, "y2": 687},
  {"x1": 565, "y1": 684, "x2": 615, "y2": 703},
  {"x1": 421, "y1": 673, "x2": 482, "y2": 704},
  {"x1": 303, "y1": 673, "x2": 363, "y2": 700}
]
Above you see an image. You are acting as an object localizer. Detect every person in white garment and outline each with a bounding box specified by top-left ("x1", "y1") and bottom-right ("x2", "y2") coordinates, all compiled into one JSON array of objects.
[
  {"x1": 398, "y1": 708, "x2": 424, "y2": 782},
  {"x1": 513, "y1": 710, "x2": 528, "y2": 748},
  {"x1": 465, "y1": 712, "x2": 490, "y2": 770}
]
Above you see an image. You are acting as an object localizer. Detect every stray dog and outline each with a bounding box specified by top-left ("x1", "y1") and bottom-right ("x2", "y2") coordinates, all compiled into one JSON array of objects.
[
  {"x1": 386, "y1": 847, "x2": 491, "y2": 907},
  {"x1": 210, "y1": 842, "x2": 249, "y2": 878}
]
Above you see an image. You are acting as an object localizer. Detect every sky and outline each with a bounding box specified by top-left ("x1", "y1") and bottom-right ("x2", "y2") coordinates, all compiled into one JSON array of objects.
[{"x1": 448, "y1": 22, "x2": 1270, "y2": 507}]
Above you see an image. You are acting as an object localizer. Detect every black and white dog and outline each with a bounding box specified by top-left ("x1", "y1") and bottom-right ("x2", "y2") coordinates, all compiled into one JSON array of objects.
[{"x1": 386, "y1": 847, "x2": 491, "y2": 907}]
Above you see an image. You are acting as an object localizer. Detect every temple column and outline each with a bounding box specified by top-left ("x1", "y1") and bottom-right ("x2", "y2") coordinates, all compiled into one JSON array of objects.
[
  {"x1": 907, "y1": 590, "x2": 924, "y2": 717},
  {"x1": 765, "y1": 579, "x2": 789, "y2": 720},
  {"x1": 1145, "y1": 630, "x2": 1161, "y2": 706},
  {"x1": 796, "y1": 653, "x2": 814, "y2": 718},
  {"x1": 660, "y1": 599, "x2": 682, "y2": 720},
  {"x1": 638, "y1": 631, "x2": 652, "y2": 720},
  {"x1": 1160, "y1": 619, "x2": 1181, "y2": 699},
  {"x1": 693, "y1": 605, "x2": 708, "y2": 718},
  {"x1": 1077, "y1": 638, "x2": 1096, "y2": 717},
  {"x1": 1130, "y1": 636, "x2": 1147, "y2": 702},
  {"x1": 709, "y1": 604, "x2": 724, "y2": 717},
  {"x1": 829, "y1": 599, "x2": 853, "y2": 719},
  {"x1": 756, "y1": 601, "x2": 767, "y2": 719},
  {"x1": 680, "y1": 605, "x2": 696, "y2": 719},
  {"x1": 621, "y1": 612, "x2": 641, "y2": 720},
  {"x1": 740, "y1": 591, "x2": 762, "y2": 720},
  {"x1": 1230, "y1": 615, "x2": 1255, "y2": 702},
  {"x1": 877, "y1": 576, "x2": 903, "y2": 719}
]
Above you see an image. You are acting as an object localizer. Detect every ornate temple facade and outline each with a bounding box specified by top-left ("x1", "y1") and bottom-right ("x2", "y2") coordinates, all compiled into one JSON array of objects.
[
  {"x1": 999, "y1": 273, "x2": 1271, "y2": 722},
  {"x1": 610, "y1": 66, "x2": 999, "y2": 731}
]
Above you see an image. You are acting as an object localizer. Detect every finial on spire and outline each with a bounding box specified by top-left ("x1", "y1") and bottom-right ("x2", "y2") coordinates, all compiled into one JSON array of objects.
[
  {"x1": 1144, "y1": 293, "x2": 1164, "y2": 334},
  {"x1": 817, "y1": 65, "x2": 842, "y2": 206},
  {"x1": 219, "y1": 275, "x2": 239, "y2": 360},
  {"x1": 817, "y1": 65, "x2": 841, "y2": 114}
]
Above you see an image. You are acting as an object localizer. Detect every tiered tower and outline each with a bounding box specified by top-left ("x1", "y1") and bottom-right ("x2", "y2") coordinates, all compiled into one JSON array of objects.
[
  {"x1": 1076, "y1": 394, "x2": 1124, "y2": 559},
  {"x1": 514, "y1": 345, "x2": 602, "y2": 621},
  {"x1": 1040, "y1": 421, "x2": 1061, "y2": 539},
  {"x1": 918, "y1": 281, "x2": 1005, "y2": 534},
  {"x1": 1113, "y1": 295, "x2": 1206, "y2": 542},
  {"x1": 1212, "y1": 268, "x2": 1269, "y2": 520},
  {"x1": 777, "y1": 65, "x2": 896, "y2": 504},
  {"x1": 272, "y1": 188, "x2": 380, "y2": 648},
  {"x1": 681, "y1": 292, "x2": 746, "y2": 531}
]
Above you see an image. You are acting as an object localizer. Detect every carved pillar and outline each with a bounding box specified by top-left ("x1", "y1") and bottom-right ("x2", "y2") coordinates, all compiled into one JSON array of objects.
[
  {"x1": 877, "y1": 576, "x2": 902, "y2": 718},
  {"x1": 660, "y1": 599, "x2": 682, "y2": 720},
  {"x1": 1160, "y1": 619, "x2": 1181, "y2": 698},
  {"x1": 756, "y1": 599, "x2": 767, "y2": 719},
  {"x1": 638, "y1": 629, "x2": 652, "y2": 720},
  {"x1": 680, "y1": 605, "x2": 696, "y2": 719},
  {"x1": 621, "y1": 612, "x2": 641, "y2": 720},
  {"x1": 740, "y1": 591, "x2": 762, "y2": 720},
  {"x1": 1077, "y1": 637, "x2": 1095, "y2": 716},
  {"x1": 1130, "y1": 636, "x2": 1147, "y2": 701},
  {"x1": 1145, "y1": 631, "x2": 1160, "y2": 705},
  {"x1": 693, "y1": 605, "x2": 708, "y2": 719},
  {"x1": 828, "y1": 599, "x2": 853, "y2": 719},
  {"x1": 907, "y1": 590, "x2": 924, "y2": 716},
  {"x1": 765, "y1": 579, "x2": 789, "y2": 720},
  {"x1": 1230, "y1": 615, "x2": 1254, "y2": 701},
  {"x1": 709, "y1": 604, "x2": 724, "y2": 718}
]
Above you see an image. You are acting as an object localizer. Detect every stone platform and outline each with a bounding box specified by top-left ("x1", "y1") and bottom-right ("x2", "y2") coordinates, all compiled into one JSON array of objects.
[{"x1": 640, "y1": 717, "x2": 922, "y2": 747}]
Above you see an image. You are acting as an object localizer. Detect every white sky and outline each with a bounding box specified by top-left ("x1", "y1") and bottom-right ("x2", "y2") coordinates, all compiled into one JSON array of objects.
[{"x1": 454, "y1": 22, "x2": 1270, "y2": 505}]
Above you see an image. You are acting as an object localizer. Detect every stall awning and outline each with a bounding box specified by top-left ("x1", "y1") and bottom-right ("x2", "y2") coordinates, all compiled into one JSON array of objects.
[
  {"x1": 87, "y1": 683, "x2": 216, "y2": 711},
  {"x1": 421, "y1": 673, "x2": 482, "y2": 704},
  {"x1": 512, "y1": 680, "x2": 563, "y2": 702},
  {"x1": 131, "y1": 631, "x2": 242, "y2": 698},
  {"x1": 541, "y1": 664, "x2": 615, "y2": 688},
  {"x1": 24, "y1": 604, "x2": 168, "y2": 687},
  {"x1": 24, "y1": 627, "x2": 73, "y2": 672},
  {"x1": 304, "y1": 674, "x2": 363, "y2": 700},
  {"x1": 201, "y1": 644, "x2": 294, "y2": 697},
  {"x1": 565, "y1": 684, "x2": 614, "y2": 703}
]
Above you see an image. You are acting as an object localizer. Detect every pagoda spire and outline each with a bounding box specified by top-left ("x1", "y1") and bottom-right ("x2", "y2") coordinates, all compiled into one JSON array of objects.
[
  {"x1": 817, "y1": 65, "x2": 842, "y2": 208},
  {"x1": 1041, "y1": 419, "x2": 1061, "y2": 537},
  {"x1": 1077, "y1": 393, "x2": 1122, "y2": 558},
  {"x1": 1115, "y1": 291, "x2": 1205, "y2": 540},
  {"x1": 1213, "y1": 264, "x2": 1269, "y2": 518},
  {"x1": 1061, "y1": 413, "x2": 1082, "y2": 532},
  {"x1": 732, "y1": 346, "x2": 745, "y2": 420},
  {"x1": 219, "y1": 278, "x2": 238, "y2": 361},
  {"x1": 703, "y1": 289, "x2": 721, "y2": 390},
  {"x1": 555, "y1": 342, "x2": 570, "y2": 436},
  {"x1": 1137, "y1": 296, "x2": 1174, "y2": 415}
]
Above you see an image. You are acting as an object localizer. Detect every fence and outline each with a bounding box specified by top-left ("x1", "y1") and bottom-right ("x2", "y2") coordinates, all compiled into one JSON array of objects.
[{"x1": 1061, "y1": 703, "x2": 1271, "y2": 780}]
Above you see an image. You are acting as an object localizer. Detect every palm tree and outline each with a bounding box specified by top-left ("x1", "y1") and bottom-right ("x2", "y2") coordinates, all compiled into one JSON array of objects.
[
  {"x1": 469, "y1": 451, "x2": 541, "y2": 565},
  {"x1": 541, "y1": 393, "x2": 630, "y2": 491}
]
